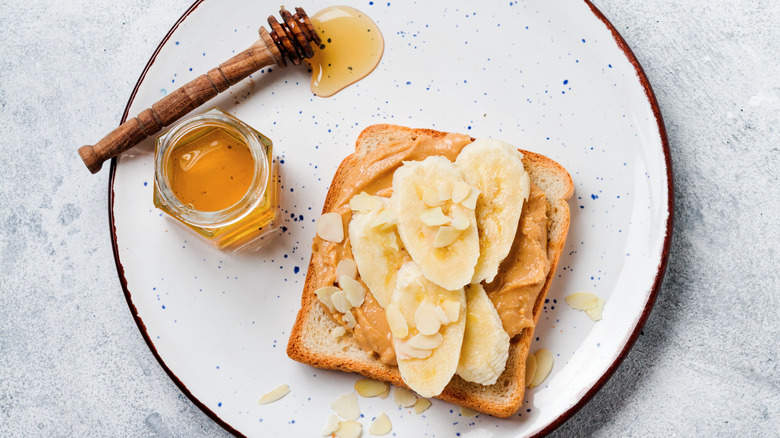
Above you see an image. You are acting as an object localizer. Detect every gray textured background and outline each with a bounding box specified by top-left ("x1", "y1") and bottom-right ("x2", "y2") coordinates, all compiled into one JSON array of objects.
[{"x1": 1, "y1": 0, "x2": 778, "y2": 436}]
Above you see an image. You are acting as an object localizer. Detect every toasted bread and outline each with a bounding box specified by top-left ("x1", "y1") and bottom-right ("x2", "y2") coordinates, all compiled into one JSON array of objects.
[{"x1": 287, "y1": 124, "x2": 573, "y2": 417}]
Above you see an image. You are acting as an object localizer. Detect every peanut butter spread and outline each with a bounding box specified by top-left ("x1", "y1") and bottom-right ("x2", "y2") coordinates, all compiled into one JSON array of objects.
[{"x1": 310, "y1": 133, "x2": 550, "y2": 365}]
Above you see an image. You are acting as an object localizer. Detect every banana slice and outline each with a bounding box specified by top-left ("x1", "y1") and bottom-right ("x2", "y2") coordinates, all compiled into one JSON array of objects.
[
  {"x1": 349, "y1": 196, "x2": 411, "y2": 309},
  {"x1": 455, "y1": 138, "x2": 531, "y2": 284},
  {"x1": 391, "y1": 261, "x2": 466, "y2": 397},
  {"x1": 391, "y1": 157, "x2": 480, "y2": 290},
  {"x1": 456, "y1": 283, "x2": 510, "y2": 385}
]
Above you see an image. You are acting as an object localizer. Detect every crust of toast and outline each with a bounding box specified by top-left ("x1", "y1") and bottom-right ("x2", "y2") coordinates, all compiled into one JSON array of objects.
[{"x1": 287, "y1": 124, "x2": 573, "y2": 417}]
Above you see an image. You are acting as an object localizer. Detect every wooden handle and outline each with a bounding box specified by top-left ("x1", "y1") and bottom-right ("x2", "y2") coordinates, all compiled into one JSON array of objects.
[
  {"x1": 79, "y1": 33, "x2": 279, "y2": 173},
  {"x1": 79, "y1": 7, "x2": 320, "y2": 173}
]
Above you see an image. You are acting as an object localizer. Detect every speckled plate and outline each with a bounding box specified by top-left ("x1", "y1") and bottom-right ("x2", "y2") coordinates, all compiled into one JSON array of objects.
[{"x1": 109, "y1": 0, "x2": 672, "y2": 436}]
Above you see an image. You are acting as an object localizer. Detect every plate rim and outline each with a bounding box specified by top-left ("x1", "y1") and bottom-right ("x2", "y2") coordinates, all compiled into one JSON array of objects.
[{"x1": 107, "y1": 1, "x2": 674, "y2": 436}]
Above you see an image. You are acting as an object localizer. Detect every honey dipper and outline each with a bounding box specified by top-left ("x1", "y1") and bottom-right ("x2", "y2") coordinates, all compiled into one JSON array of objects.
[{"x1": 78, "y1": 6, "x2": 321, "y2": 174}]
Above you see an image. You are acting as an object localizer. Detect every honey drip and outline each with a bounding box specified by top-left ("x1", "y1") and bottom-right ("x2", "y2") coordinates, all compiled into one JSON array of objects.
[
  {"x1": 308, "y1": 6, "x2": 384, "y2": 97},
  {"x1": 167, "y1": 127, "x2": 254, "y2": 211}
]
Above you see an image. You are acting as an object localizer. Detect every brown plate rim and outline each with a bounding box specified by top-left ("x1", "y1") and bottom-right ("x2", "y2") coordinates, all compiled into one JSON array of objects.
[{"x1": 107, "y1": 1, "x2": 673, "y2": 436}]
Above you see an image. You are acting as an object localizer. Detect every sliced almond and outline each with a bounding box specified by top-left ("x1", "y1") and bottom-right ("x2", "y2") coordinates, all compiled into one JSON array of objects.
[
  {"x1": 432, "y1": 226, "x2": 461, "y2": 248},
  {"x1": 368, "y1": 412, "x2": 392, "y2": 436},
  {"x1": 461, "y1": 188, "x2": 480, "y2": 210},
  {"x1": 440, "y1": 300, "x2": 461, "y2": 323},
  {"x1": 585, "y1": 297, "x2": 605, "y2": 322},
  {"x1": 354, "y1": 379, "x2": 390, "y2": 398},
  {"x1": 315, "y1": 286, "x2": 340, "y2": 313},
  {"x1": 330, "y1": 289, "x2": 352, "y2": 314},
  {"x1": 422, "y1": 186, "x2": 443, "y2": 207},
  {"x1": 378, "y1": 387, "x2": 390, "y2": 399},
  {"x1": 331, "y1": 392, "x2": 360, "y2": 421},
  {"x1": 316, "y1": 212, "x2": 344, "y2": 242},
  {"x1": 321, "y1": 413, "x2": 340, "y2": 436},
  {"x1": 396, "y1": 341, "x2": 432, "y2": 359},
  {"x1": 438, "y1": 181, "x2": 453, "y2": 201},
  {"x1": 343, "y1": 310, "x2": 357, "y2": 329},
  {"x1": 419, "y1": 207, "x2": 450, "y2": 227},
  {"x1": 565, "y1": 292, "x2": 600, "y2": 311},
  {"x1": 257, "y1": 384, "x2": 290, "y2": 404},
  {"x1": 335, "y1": 420, "x2": 362, "y2": 438},
  {"x1": 406, "y1": 332, "x2": 443, "y2": 350},
  {"x1": 451, "y1": 181, "x2": 471, "y2": 204},
  {"x1": 335, "y1": 258, "x2": 358, "y2": 281},
  {"x1": 529, "y1": 349, "x2": 553, "y2": 389},
  {"x1": 331, "y1": 326, "x2": 347, "y2": 339},
  {"x1": 414, "y1": 301, "x2": 442, "y2": 335},
  {"x1": 433, "y1": 305, "x2": 449, "y2": 324},
  {"x1": 385, "y1": 303, "x2": 409, "y2": 339},
  {"x1": 413, "y1": 398, "x2": 431, "y2": 414},
  {"x1": 370, "y1": 208, "x2": 398, "y2": 229},
  {"x1": 459, "y1": 406, "x2": 479, "y2": 417},
  {"x1": 340, "y1": 276, "x2": 366, "y2": 308},
  {"x1": 350, "y1": 192, "x2": 383, "y2": 212},
  {"x1": 450, "y1": 209, "x2": 470, "y2": 230},
  {"x1": 393, "y1": 387, "x2": 418, "y2": 407},
  {"x1": 525, "y1": 352, "x2": 537, "y2": 388}
]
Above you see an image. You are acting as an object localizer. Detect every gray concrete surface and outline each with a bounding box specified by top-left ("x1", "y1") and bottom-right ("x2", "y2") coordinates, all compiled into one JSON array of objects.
[{"x1": 1, "y1": 0, "x2": 778, "y2": 436}]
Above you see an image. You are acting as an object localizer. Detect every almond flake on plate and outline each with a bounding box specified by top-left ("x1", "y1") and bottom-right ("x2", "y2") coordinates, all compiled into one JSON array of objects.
[
  {"x1": 335, "y1": 420, "x2": 362, "y2": 438},
  {"x1": 393, "y1": 387, "x2": 417, "y2": 407},
  {"x1": 529, "y1": 349, "x2": 553, "y2": 389},
  {"x1": 459, "y1": 406, "x2": 479, "y2": 417},
  {"x1": 413, "y1": 398, "x2": 431, "y2": 414},
  {"x1": 355, "y1": 379, "x2": 390, "y2": 398},
  {"x1": 331, "y1": 392, "x2": 360, "y2": 421},
  {"x1": 368, "y1": 412, "x2": 392, "y2": 436},
  {"x1": 321, "y1": 413, "x2": 340, "y2": 436},
  {"x1": 257, "y1": 384, "x2": 290, "y2": 404}
]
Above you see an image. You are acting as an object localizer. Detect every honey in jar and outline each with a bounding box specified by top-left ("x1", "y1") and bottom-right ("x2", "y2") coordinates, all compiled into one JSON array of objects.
[{"x1": 153, "y1": 108, "x2": 279, "y2": 250}]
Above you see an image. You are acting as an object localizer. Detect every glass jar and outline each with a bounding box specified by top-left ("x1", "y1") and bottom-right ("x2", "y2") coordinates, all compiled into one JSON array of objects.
[{"x1": 153, "y1": 108, "x2": 279, "y2": 250}]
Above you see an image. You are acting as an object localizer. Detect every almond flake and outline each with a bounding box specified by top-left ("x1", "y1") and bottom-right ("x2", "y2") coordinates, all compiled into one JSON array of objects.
[
  {"x1": 350, "y1": 192, "x2": 383, "y2": 212},
  {"x1": 368, "y1": 412, "x2": 392, "y2": 436},
  {"x1": 331, "y1": 392, "x2": 360, "y2": 421},
  {"x1": 433, "y1": 226, "x2": 461, "y2": 248},
  {"x1": 406, "y1": 332, "x2": 443, "y2": 350},
  {"x1": 385, "y1": 303, "x2": 409, "y2": 339},
  {"x1": 419, "y1": 207, "x2": 450, "y2": 227},
  {"x1": 529, "y1": 349, "x2": 553, "y2": 389},
  {"x1": 433, "y1": 305, "x2": 449, "y2": 324},
  {"x1": 413, "y1": 398, "x2": 431, "y2": 414},
  {"x1": 414, "y1": 301, "x2": 442, "y2": 335},
  {"x1": 315, "y1": 286, "x2": 340, "y2": 313},
  {"x1": 525, "y1": 352, "x2": 537, "y2": 388},
  {"x1": 461, "y1": 188, "x2": 480, "y2": 210},
  {"x1": 378, "y1": 387, "x2": 390, "y2": 399},
  {"x1": 393, "y1": 387, "x2": 418, "y2": 407},
  {"x1": 438, "y1": 181, "x2": 453, "y2": 201},
  {"x1": 343, "y1": 310, "x2": 357, "y2": 329},
  {"x1": 585, "y1": 297, "x2": 605, "y2": 322},
  {"x1": 565, "y1": 292, "x2": 600, "y2": 311},
  {"x1": 317, "y1": 212, "x2": 344, "y2": 242},
  {"x1": 451, "y1": 181, "x2": 471, "y2": 203},
  {"x1": 331, "y1": 326, "x2": 347, "y2": 339},
  {"x1": 450, "y1": 209, "x2": 470, "y2": 230},
  {"x1": 396, "y1": 341, "x2": 432, "y2": 359},
  {"x1": 370, "y1": 208, "x2": 398, "y2": 229},
  {"x1": 335, "y1": 258, "x2": 358, "y2": 281},
  {"x1": 330, "y1": 289, "x2": 352, "y2": 314},
  {"x1": 354, "y1": 379, "x2": 389, "y2": 398},
  {"x1": 257, "y1": 384, "x2": 290, "y2": 404},
  {"x1": 422, "y1": 186, "x2": 443, "y2": 207},
  {"x1": 321, "y1": 413, "x2": 340, "y2": 436},
  {"x1": 459, "y1": 406, "x2": 479, "y2": 417},
  {"x1": 335, "y1": 420, "x2": 362, "y2": 438},
  {"x1": 440, "y1": 300, "x2": 461, "y2": 323},
  {"x1": 340, "y1": 276, "x2": 366, "y2": 307}
]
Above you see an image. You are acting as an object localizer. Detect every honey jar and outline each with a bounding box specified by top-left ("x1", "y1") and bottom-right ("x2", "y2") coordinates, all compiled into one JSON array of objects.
[{"x1": 153, "y1": 108, "x2": 279, "y2": 250}]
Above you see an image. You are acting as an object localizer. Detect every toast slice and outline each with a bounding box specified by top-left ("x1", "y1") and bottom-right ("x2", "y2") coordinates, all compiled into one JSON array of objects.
[{"x1": 287, "y1": 124, "x2": 573, "y2": 417}]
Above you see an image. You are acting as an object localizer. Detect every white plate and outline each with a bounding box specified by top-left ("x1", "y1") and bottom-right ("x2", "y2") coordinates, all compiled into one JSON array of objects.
[{"x1": 109, "y1": 0, "x2": 672, "y2": 436}]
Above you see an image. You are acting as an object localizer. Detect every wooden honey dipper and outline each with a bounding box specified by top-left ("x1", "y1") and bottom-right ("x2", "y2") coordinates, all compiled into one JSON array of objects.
[{"x1": 78, "y1": 6, "x2": 321, "y2": 174}]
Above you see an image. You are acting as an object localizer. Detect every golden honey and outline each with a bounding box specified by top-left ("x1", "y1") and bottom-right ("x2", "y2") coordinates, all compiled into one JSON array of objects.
[
  {"x1": 153, "y1": 108, "x2": 279, "y2": 250},
  {"x1": 308, "y1": 6, "x2": 384, "y2": 97}
]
